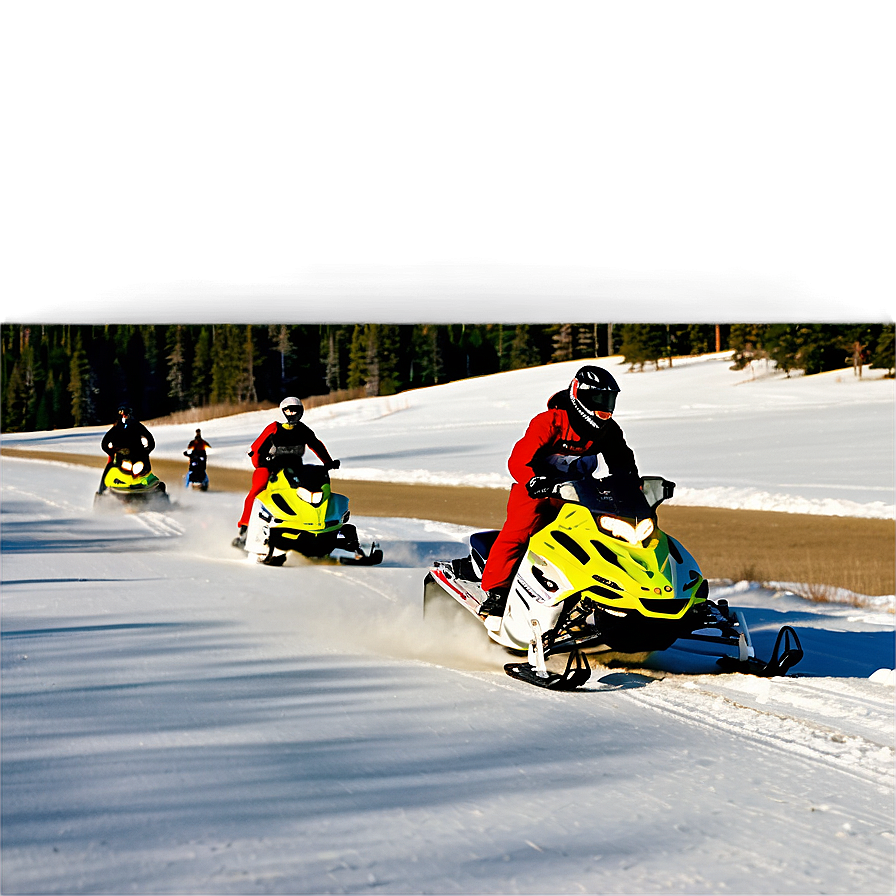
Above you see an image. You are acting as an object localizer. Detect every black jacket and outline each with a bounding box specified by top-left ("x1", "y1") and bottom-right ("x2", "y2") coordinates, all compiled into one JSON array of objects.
[
  {"x1": 101, "y1": 419, "x2": 155, "y2": 459},
  {"x1": 249, "y1": 420, "x2": 334, "y2": 469}
]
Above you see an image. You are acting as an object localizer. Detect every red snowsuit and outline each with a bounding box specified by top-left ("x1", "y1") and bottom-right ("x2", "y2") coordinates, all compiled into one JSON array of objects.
[
  {"x1": 237, "y1": 420, "x2": 336, "y2": 527},
  {"x1": 480, "y1": 391, "x2": 639, "y2": 593}
]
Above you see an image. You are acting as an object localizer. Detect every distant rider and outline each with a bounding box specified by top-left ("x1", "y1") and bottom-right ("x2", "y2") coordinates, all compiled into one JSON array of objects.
[
  {"x1": 185, "y1": 429, "x2": 211, "y2": 457},
  {"x1": 184, "y1": 428, "x2": 211, "y2": 487},
  {"x1": 184, "y1": 428, "x2": 211, "y2": 465},
  {"x1": 97, "y1": 404, "x2": 156, "y2": 494},
  {"x1": 479, "y1": 365, "x2": 641, "y2": 617},
  {"x1": 234, "y1": 397, "x2": 341, "y2": 546}
]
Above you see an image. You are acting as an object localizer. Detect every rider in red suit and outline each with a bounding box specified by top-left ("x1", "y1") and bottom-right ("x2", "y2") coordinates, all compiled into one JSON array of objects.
[
  {"x1": 479, "y1": 366, "x2": 640, "y2": 616},
  {"x1": 234, "y1": 397, "x2": 340, "y2": 544}
]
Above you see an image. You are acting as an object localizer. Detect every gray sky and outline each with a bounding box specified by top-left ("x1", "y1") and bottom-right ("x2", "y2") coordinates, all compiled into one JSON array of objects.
[{"x1": 0, "y1": 0, "x2": 896, "y2": 318}]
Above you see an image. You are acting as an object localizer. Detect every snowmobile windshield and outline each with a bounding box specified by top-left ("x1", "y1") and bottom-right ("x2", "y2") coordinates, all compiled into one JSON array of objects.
[
  {"x1": 555, "y1": 477, "x2": 654, "y2": 520},
  {"x1": 278, "y1": 464, "x2": 329, "y2": 491}
]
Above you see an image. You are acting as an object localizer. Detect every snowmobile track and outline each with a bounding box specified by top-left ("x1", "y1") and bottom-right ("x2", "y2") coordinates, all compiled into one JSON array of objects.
[{"x1": 618, "y1": 676, "x2": 895, "y2": 786}]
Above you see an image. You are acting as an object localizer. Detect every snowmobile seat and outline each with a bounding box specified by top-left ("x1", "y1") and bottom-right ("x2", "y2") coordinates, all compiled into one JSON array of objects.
[{"x1": 470, "y1": 530, "x2": 499, "y2": 579}]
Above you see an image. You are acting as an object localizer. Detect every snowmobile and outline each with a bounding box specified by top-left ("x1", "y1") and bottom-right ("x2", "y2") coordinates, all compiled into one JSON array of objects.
[
  {"x1": 233, "y1": 462, "x2": 383, "y2": 567},
  {"x1": 183, "y1": 449, "x2": 209, "y2": 491},
  {"x1": 94, "y1": 452, "x2": 170, "y2": 508},
  {"x1": 424, "y1": 475, "x2": 802, "y2": 690}
]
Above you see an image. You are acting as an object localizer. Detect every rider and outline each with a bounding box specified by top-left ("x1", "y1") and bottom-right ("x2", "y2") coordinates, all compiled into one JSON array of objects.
[
  {"x1": 185, "y1": 429, "x2": 211, "y2": 456},
  {"x1": 97, "y1": 404, "x2": 156, "y2": 494},
  {"x1": 184, "y1": 428, "x2": 211, "y2": 486},
  {"x1": 479, "y1": 365, "x2": 641, "y2": 616},
  {"x1": 234, "y1": 397, "x2": 341, "y2": 545}
]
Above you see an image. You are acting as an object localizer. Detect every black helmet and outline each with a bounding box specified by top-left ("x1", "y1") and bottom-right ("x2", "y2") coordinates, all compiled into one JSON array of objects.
[
  {"x1": 568, "y1": 366, "x2": 619, "y2": 430},
  {"x1": 117, "y1": 404, "x2": 133, "y2": 418}
]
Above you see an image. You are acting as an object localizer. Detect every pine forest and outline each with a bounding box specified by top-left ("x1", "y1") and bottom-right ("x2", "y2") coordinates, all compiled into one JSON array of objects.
[{"x1": 2, "y1": 322, "x2": 893, "y2": 434}]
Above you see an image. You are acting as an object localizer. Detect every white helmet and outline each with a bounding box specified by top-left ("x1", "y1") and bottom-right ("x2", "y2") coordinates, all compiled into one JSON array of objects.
[{"x1": 279, "y1": 396, "x2": 304, "y2": 425}]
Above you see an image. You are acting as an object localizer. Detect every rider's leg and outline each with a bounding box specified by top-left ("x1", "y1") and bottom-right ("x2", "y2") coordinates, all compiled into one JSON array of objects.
[
  {"x1": 237, "y1": 467, "x2": 272, "y2": 529},
  {"x1": 480, "y1": 485, "x2": 554, "y2": 615}
]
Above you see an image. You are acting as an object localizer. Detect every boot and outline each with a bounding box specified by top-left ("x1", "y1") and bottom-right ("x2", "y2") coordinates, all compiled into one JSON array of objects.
[
  {"x1": 479, "y1": 588, "x2": 508, "y2": 618},
  {"x1": 232, "y1": 525, "x2": 247, "y2": 548}
]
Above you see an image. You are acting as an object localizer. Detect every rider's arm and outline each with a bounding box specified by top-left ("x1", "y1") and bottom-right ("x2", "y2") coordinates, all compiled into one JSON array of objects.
[
  {"x1": 248, "y1": 422, "x2": 279, "y2": 467},
  {"x1": 507, "y1": 411, "x2": 559, "y2": 484},
  {"x1": 302, "y1": 424, "x2": 334, "y2": 466},
  {"x1": 600, "y1": 420, "x2": 639, "y2": 479},
  {"x1": 101, "y1": 426, "x2": 117, "y2": 457},
  {"x1": 140, "y1": 426, "x2": 155, "y2": 453}
]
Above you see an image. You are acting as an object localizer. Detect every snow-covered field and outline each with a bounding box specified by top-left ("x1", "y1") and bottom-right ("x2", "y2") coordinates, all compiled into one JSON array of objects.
[{"x1": 2, "y1": 355, "x2": 894, "y2": 894}]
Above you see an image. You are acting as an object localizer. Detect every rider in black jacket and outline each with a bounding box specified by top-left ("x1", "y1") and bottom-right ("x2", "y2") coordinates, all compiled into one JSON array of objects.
[{"x1": 97, "y1": 405, "x2": 156, "y2": 494}]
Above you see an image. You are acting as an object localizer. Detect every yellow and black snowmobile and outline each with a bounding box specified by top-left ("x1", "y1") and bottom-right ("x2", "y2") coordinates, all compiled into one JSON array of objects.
[
  {"x1": 424, "y1": 475, "x2": 802, "y2": 690},
  {"x1": 233, "y1": 462, "x2": 382, "y2": 567},
  {"x1": 94, "y1": 452, "x2": 170, "y2": 509}
]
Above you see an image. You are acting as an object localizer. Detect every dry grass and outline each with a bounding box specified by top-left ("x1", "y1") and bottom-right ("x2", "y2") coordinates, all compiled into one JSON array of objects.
[
  {"x1": 659, "y1": 505, "x2": 895, "y2": 598},
  {"x1": 145, "y1": 388, "x2": 367, "y2": 427}
]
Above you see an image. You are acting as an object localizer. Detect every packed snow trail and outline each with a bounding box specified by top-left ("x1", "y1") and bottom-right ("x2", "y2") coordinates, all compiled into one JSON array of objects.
[{"x1": 2, "y1": 460, "x2": 894, "y2": 895}]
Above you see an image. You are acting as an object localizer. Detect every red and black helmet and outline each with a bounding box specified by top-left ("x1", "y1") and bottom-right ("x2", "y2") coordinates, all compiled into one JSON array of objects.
[{"x1": 568, "y1": 366, "x2": 619, "y2": 429}]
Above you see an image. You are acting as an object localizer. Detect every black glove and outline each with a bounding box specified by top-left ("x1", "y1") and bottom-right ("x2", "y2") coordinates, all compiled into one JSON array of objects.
[
  {"x1": 183, "y1": 451, "x2": 189, "y2": 457},
  {"x1": 326, "y1": 459, "x2": 341, "y2": 471},
  {"x1": 526, "y1": 475, "x2": 555, "y2": 499}
]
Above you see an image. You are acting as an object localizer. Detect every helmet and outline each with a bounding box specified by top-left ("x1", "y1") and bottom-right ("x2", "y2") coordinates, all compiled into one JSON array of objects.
[
  {"x1": 568, "y1": 366, "x2": 619, "y2": 430},
  {"x1": 279, "y1": 396, "x2": 304, "y2": 426},
  {"x1": 117, "y1": 404, "x2": 133, "y2": 418}
]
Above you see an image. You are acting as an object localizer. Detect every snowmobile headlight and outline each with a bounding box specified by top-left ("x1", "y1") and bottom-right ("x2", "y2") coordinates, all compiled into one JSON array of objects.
[
  {"x1": 132, "y1": 460, "x2": 145, "y2": 476},
  {"x1": 297, "y1": 487, "x2": 324, "y2": 506},
  {"x1": 121, "y1": 459, "x2": 133, "y2": 472},
  {"x1": 599, "y1": 516, "x2": 654, "y2": 545}
]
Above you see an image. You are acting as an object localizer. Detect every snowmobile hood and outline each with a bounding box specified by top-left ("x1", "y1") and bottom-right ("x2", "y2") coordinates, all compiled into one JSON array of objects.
[{"x1": 529, "y1": 504, "x2": 704, "y2": 620}]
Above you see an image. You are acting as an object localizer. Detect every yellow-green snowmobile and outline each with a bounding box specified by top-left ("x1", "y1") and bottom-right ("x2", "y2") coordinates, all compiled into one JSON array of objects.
[
  {"x1": 94, "y1": 452, "x2": 169, "y2": 509},
  {"x1": 424, "y1": 475, "x2": 802, "y2": 690},
  {"x1": 234, "y1": 462, "x2": 382, "y2": 567}
]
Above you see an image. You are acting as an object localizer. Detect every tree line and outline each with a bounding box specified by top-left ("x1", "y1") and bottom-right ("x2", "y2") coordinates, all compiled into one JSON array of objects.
[{"x1": 2, "y1": 322, "x2": 892, "y2": 434}]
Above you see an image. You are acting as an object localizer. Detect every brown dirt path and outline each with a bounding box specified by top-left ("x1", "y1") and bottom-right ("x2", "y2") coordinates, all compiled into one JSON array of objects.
[{"x1": 4, "y1": 448, "x2": 893, "y2": 595}]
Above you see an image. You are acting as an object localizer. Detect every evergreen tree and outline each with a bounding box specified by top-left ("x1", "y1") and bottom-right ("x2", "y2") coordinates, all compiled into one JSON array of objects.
[
  {"x1": 549, "y1": 324, "x2": 574, "y2": 362},
  {"x1": 269, "y1": 324, "x2": 292, "y2": 392},
  {"x1": 375, "y1": 325, "x2": 402, "y2": 395},
  {"x1": 68, "y1": 332, "x2": 93, "y2": 426},
  {"x1": 619, "y1": 324, "x2": 666, "y2": 371},
  {"x1": 575, "y1": 324, "x2": 599, "y2": 359},
  {"x1": 191, "y1": 327, "x2": 212, "y2": 406},
  {"x1": 166, "y1": 325, "x2": 188, "y2": 410},
  {"x1": 508, "y1": 325, "x2": 540, "y2": 370},
  {"x1": 210, "y1": 325, "x2": 242, "y2": 403},
  {"x1": 764, "y1": 324, "x2": 807, "y2": 376},
  {"x1": 729, "y1": 324, "x2": 769, "y2": 370},
  {"x1": 410, "y1": 324, "x2": 442, "y2": 386},
  {"x1": 323, "y1": 326, "x2": 341, "y2": 392},
  {"x1": 3, "y1": 356, "x2": 32, "y2": 431},
  {"x1": 870, "y1": 324, "x2": 895, "y2": 377},
  {"x1": 347, "y1": 325, "x2": 368, "y2": 390}
]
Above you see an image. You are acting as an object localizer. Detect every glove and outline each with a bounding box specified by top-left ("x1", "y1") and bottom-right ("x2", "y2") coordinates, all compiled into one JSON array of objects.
[
  {"x1": 326, "y1": 459, "x2": 341, "y2": 470},
  {"x1": 526, "y1": 475, "x2": 555, "y2": 499},
  {"x1": 183, "y1": 451, "x2": 189, "y2": 457}
]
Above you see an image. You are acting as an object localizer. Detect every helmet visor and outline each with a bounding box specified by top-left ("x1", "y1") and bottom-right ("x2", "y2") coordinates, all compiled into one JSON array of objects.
[{"x1": 576, "y1": 386, "x2": 616, "y2": 416}]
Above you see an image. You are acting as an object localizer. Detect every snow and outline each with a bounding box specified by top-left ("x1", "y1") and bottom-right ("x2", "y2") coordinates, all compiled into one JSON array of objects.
[{"x1": 2, "y1": 356, "x2": 894, "y2": 895}]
